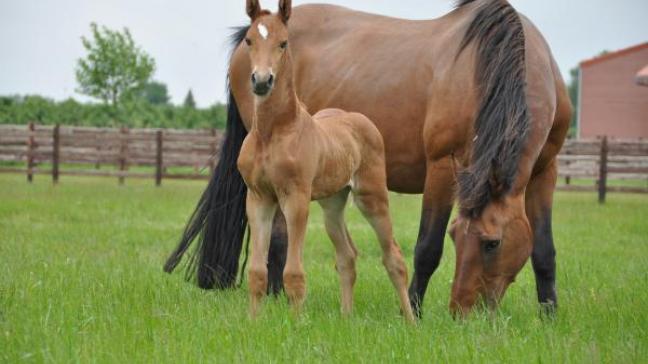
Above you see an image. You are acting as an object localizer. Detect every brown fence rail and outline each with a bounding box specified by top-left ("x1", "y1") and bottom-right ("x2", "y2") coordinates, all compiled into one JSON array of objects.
[
  {"x1": 557, "y1": 136, "x2": 648, "y2": 201},
  {"x1": 1, "y1": 124, "x2": 647, "y2": 201},
  {"x1": 0, "y1": 123, "x2": 223, "y2": 185}
]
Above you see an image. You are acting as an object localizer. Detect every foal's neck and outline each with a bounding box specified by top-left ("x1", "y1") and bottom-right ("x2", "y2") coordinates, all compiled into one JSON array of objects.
[{"x1": 253, "y1": 52, "x2": 301, "y2": 139}]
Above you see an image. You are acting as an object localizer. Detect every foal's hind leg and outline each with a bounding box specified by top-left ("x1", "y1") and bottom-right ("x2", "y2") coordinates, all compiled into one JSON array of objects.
[
  {"x1": 318, "y1": 187, "x2": 357, "y2": 315},
  {"x1": 352, "y1": 170, "x2": 415, "y2": 323}
]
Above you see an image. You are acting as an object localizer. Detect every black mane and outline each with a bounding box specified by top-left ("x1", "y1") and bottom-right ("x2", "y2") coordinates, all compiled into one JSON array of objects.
[{"x1": 456, "y1": 0, "x2": 530, "y2": 218}]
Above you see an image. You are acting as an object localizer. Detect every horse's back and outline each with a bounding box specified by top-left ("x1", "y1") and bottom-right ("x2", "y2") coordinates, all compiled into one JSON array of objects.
[{"x1": 313, "y1": 108, "x2": 384, "y2": 153}]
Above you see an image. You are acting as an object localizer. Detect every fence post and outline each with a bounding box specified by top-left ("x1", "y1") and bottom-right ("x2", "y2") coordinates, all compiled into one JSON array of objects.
[
  {"x1": 209, "y1": 128, "x2": 217, "y2": 174},
  {"x1": 598, "y1": 136, "x2": 608, "y2": 204},
  {"x1": 27, "y1": 122, "x2": 35, "y2": 183},
  {"x1": 565, "y1": 149, "x2": 571, "y2": 185},
  {"x1": 156, "y1": 130, "x2": 163, "y2": 186},
  {"x1": 118, "y1": 127, "x2": 129, "y2": 185},
  {"x1": 52, "y1": 124, "x2": 60, "y2": 184}
]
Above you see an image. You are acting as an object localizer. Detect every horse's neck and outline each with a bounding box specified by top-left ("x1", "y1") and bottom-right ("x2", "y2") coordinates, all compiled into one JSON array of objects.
[{"x1": 253, "y1": 56, "x2": 302, "y2": 139}]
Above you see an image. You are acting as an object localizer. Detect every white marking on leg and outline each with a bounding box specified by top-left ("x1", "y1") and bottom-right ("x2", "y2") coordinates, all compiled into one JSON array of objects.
[{"x1": 258, "y1": 24, "x2": 269, "y2": 39}]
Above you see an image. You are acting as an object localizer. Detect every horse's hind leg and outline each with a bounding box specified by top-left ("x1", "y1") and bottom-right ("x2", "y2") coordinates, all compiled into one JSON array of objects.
[
  {"x1": 525, "y1": 158, "x2": 559, "y2": 315},
  {"x1": 318, "y1": 187, "x2": 357, "y2": 315},
  {"x1": 246, "y1": 193, "x2": 278, "y2": 318},
  {"x1": 267, "y1": 211, "x2": 287, "y2": 295},
  {"x1": 352, "y1": 169, "x2": 415, "y2": 323}
]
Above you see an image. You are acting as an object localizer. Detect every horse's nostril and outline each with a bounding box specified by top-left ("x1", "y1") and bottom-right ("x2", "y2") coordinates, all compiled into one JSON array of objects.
[
  {"x1": 268, "y1": 74, "x2": 274, "y2": 86},
  {"x1": 251, "y1": 73, "x2": 257, "y2": 84}
]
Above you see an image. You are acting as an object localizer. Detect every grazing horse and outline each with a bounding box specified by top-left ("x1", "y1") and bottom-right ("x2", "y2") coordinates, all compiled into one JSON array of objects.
[
  {"x1": 165, "y1": 0, "x2": 571, "y2": 318},
  {"x1": 236, "y1": 1, "x2": 414, "y2": 321}
]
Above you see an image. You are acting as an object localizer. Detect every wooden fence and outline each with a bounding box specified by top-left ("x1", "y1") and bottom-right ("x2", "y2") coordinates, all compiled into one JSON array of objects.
[
  {"x1": 0, "y1": 123, "x2": 223, "y2": 185},
  {"x1": 557, "y1": 137, "x2": 648, "y2": 202},
  {"x1": 1, "y1": 124, "x2": 647, "y2": 201}
]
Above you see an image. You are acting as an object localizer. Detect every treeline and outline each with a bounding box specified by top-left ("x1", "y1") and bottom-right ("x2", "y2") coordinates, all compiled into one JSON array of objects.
[{"x1": 0, "y1": 95, "x2": 227, "y2": 129}]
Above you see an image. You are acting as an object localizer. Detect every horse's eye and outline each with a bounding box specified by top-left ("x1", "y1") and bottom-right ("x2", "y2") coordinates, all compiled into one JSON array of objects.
[
  {"x1": 245, "y1": 38, "x2": 252, "y2": 46},
  {"x1": 483, "y1": 240, "x2": 501, "y2": 254},
  {"x1": 279, "y1": 41, "x2": 288, "y2": 49}
]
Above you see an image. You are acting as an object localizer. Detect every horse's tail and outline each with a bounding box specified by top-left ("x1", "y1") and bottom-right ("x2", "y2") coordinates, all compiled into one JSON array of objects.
[
  {"x1": 164, "y1": 26, "x2": 251, "y2": 289},
  {"x1": 455, "y1": 0, "x2": 530, "y2": 218}
]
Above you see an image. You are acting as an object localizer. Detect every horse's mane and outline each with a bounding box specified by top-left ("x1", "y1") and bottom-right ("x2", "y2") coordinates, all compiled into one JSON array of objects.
[{"x1": 455, "y1": 0, "x2": 530, "y2": 218}]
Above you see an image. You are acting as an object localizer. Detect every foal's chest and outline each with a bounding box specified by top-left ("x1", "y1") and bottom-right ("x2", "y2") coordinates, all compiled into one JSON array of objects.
[{"x1": 237, "y1": 134, "x2": 282, "y2": 195}]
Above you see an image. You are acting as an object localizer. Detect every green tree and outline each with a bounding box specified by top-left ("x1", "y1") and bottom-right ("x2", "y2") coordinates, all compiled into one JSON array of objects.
[
  {"x1": 76, "y1": 23, "x2": 155, "y2": 114},
  {"x1": 183, "y1": 89, "x2": 196, "y2": 109},
  {"x1": 567, "y1": 67, "x2": 579, "y2": 137},
  {"x1": 140, "y1": 81, "x2": 170, "y2": 105}
]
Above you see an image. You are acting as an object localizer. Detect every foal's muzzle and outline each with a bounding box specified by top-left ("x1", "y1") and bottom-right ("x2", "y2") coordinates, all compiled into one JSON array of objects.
[{"x1": 251, "y1": 72, "x2": 274, "y2": 96}]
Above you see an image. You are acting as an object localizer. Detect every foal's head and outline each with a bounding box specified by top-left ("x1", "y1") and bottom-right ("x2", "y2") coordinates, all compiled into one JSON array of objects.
[
  {"x1": 448, "y1": 194, "x2": 532, "y2": 317},
  {"x1": 243, "y1": 0, "x2": 292, "y2": 97}
]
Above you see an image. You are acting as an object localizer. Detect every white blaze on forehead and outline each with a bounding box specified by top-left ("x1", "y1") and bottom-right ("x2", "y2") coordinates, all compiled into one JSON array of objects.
[{"x1": 258, "y1": 23, "x2": 269, "y2": 39}]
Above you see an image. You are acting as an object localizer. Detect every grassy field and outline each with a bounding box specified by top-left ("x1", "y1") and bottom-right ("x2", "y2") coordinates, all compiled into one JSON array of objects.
[{"x1": 1, "y1": 174, "x2": 647, "y2": 363}]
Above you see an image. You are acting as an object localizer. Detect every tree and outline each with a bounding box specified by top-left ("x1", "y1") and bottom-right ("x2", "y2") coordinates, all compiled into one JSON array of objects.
[
  {"x1": 183, "y1": 89, "x2": 196, "y2": 109},
  {"x1": 76, "y1": 23, "x2": 155, "y2": 113},
  {"x1": 141, "y1": 81, "x2": 170, "y2": 105},
  {"x1": 567, "y1": 67, "x2": 579, "y2": 136}
]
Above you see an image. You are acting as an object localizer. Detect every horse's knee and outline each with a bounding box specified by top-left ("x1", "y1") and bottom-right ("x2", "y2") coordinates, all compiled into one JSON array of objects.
[
  {"x1": 413, "y1": 243, "x2": 443, "y2": 275},
  {"x1": 532, "y1": 246, "x2": 556, "y2": 279}
]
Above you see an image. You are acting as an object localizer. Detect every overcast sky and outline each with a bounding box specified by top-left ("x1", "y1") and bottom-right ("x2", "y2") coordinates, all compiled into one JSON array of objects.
[{"x1": 0, "y1": 0, "x2": 646, "y2": 107}]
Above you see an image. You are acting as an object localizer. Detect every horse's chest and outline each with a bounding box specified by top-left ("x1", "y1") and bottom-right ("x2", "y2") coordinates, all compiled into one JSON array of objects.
[{"x1": 238, "y1": 138, "x2": 285, "y2": 195}]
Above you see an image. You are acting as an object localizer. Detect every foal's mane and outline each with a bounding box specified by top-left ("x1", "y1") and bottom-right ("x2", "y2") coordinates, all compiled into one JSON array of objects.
[{"x1": 455, "y1": 0, "x2": 530, "y2": 218}]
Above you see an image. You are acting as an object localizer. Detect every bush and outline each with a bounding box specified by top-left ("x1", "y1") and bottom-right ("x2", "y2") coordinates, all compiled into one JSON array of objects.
[{"x1": 0, "y1": 95, "x2": 227, "y2": 129}]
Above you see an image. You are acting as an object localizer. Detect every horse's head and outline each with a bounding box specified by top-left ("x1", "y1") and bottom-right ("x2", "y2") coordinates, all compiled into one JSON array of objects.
[
  {"x1": 448, "y1": 194, "x2": 532, "y2": 317},
  {"x1": 244, "y1": 0, "x2": 292, "y2": 97}
]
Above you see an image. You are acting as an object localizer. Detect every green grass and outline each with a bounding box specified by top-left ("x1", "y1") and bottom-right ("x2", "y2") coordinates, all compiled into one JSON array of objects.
[{"x1": 1, "y1": 174, "x2": 647, "y2": 363}]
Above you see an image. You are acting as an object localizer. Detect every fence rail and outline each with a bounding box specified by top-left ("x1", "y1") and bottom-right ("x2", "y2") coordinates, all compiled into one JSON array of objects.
[
  {"x1": 1, "y1": 124, "x2": 647, "y2": 201},
  {"x1": 0, "y1": 123, "x2": 223, "y2": 185}
]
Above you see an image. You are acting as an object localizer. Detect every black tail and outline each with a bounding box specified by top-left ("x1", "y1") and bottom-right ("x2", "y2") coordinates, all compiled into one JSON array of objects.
[
  {"x1": 455, "y1": 0, "x2": 530, "y2": 218},
  {"x1": 164, "y1": 26, "x2": 251, "y2": 289}
]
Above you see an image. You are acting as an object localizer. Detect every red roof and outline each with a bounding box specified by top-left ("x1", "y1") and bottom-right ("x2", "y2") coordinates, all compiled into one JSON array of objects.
[{"x1": 581, "y1": 42, "x2": 648, "y2": 68}]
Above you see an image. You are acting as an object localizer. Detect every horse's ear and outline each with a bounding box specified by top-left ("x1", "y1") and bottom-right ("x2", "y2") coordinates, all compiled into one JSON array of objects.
[
  {"x1": 246, "y1": 0, "x2": 262, "y2": 20},
  {"x1": 278, "y1": 0, "x2": 291, "y2": 23}
]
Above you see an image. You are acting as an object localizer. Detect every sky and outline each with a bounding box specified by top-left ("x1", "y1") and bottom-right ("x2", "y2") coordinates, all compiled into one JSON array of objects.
[{"x1": 0, "y1": 1, "x2": 646, "y2": 107}]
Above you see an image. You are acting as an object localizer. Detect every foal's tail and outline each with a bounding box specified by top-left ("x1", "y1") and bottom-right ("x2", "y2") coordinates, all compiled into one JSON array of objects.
[{"x1": 163, "y1": 27, "x2": 251, "y2": 289}]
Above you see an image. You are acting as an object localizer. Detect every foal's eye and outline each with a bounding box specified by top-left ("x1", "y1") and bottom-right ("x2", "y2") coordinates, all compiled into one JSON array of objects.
[
  {"x1": 245, "y1": 38, "x2": 252, "y2": 46},
  {"x1": 482, "y1": 240, "x2": 501, "y2": 254},
  {"x1": 279, "y1": 41, "x2": 288, "y2": 49}
]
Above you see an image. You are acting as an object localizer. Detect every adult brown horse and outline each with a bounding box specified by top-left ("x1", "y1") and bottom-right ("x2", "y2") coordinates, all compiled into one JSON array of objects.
[{"x1": 165, "y1": 0, "x2": 571, "y2": 318}]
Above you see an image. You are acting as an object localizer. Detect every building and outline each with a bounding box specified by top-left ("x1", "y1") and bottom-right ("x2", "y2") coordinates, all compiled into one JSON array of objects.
[{"x1": 577, "y1": 42, "x2": 648, "y2": 139}]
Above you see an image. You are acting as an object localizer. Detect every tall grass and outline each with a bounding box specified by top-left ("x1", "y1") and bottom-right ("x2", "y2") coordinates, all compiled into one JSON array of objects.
[{"x1": 1, "y1": 174, "x2": 646, "y2": 363}]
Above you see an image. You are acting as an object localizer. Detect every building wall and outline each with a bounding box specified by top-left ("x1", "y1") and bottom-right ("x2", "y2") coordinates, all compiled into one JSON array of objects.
[{"x1": 579, "y1": 45, "x2": 648, "y2": 139}]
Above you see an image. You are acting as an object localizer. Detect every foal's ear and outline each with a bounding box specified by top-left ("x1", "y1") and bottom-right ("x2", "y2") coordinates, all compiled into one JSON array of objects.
[
  {"x1": 246, "y1": 0, "x2": 262, "y2": 20},
  {"x1": 278, "y1": 0, "x2": 292, "y2": 23}
]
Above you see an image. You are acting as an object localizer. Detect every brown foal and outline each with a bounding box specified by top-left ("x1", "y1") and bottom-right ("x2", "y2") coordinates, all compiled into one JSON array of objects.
[{"x1": 236, "y1": 0, "x2": 414, "y2": 322}]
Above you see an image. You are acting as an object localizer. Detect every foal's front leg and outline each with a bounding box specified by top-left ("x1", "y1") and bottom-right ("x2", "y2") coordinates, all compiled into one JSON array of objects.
[
  {"x1": 246, "y1": 193, "x2": 277, "y2": 318},
  {"x1": 279, "y1": 190, "x2": 311, "y2": 313}
]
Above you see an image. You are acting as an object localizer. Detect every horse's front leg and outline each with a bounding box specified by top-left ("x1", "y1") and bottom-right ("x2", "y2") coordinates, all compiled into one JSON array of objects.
[
  {"x1": 279, "y1": 189, "x2": 311, "y2": 313},
  {"x1": 246, "y1": 193, "x2": 277, "y2": 318},
  {"x1": 525, "y1": 158, "x2": 559, "y2": 316},
  {"x1": 408, "y1": 158, "x2": 455, "y2": 318}
]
